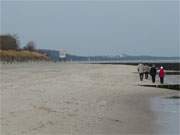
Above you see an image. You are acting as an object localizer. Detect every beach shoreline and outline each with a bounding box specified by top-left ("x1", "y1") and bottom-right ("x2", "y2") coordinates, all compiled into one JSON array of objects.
[{"x1": 0, "y1": 63, "x2": 179, "y2": 135}]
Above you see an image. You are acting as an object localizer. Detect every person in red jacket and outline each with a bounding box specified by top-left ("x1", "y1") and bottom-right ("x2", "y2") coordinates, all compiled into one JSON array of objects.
[{"x1": 159, "y1": 66, "x2": 165, "y2": 84}]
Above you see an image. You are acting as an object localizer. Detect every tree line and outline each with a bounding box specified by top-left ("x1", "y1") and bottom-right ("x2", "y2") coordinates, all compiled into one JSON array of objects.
[{"x1": 0, "y1": 34, "x2": 36, "y2": 51}]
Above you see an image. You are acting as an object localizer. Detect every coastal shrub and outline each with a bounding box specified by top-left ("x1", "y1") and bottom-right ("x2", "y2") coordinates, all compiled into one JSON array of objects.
[
  {"x1": 23, "y1": 41, "x2": 36, "y2": 51},
  {"x1": 0, "y1": 35, "x2": 19, "y2": 50}
]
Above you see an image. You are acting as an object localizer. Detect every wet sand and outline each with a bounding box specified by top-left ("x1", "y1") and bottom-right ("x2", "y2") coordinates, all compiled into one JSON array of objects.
[{"x1": 0, "y1": 63, "x2": 179, "y2": 135}]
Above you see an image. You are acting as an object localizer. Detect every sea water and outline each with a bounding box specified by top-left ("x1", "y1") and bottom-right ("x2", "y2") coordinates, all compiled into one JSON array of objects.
[
  {"x1": 165, "y1": 75, "x2": 180, "y2": 84},
  {"x1": 150, "y1": 96, "x2": 180, "y2": 134}
]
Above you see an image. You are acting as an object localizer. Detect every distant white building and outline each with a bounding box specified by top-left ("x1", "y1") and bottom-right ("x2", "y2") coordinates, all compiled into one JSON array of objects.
[{"x1": 59, "y1": 49, "x2": 67, "y2": 61}]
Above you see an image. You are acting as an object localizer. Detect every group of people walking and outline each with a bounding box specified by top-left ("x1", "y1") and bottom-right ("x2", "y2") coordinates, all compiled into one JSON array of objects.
[{"x1": 137, "y1": 63, "x2": 165, "y2": 84}]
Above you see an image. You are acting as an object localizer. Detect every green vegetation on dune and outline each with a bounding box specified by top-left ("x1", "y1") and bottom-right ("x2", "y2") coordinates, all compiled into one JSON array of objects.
[{"x1": 0, "y1": 50, "x2": 49, "y2": 62}]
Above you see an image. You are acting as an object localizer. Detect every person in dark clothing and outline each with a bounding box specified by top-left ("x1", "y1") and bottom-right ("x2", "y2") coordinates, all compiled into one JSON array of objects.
[{"x1": 150, "y1": 65, "x2": 157, "y2": 83}]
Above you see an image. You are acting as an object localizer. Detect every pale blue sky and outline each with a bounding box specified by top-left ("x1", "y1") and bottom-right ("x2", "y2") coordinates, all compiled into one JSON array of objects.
[{"x1": 1, "y1": 1, "x2": 179, "y2": 56}]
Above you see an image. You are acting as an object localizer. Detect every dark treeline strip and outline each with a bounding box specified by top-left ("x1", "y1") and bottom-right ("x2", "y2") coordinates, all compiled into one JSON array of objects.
[
  {"x1": 165, "y1": 71, "x2": 180, "y2": 75},
  {"x1": 140, "y1": 84, "x2": 180, "y2": 91},
  {"x1": 91, "y1": 62, "x2": 180, "y2": 71}
]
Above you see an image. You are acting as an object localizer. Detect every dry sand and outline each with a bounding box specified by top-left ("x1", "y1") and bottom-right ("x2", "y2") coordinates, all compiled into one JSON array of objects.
[{"x1": 0, "y1": 63, "x2": 179, "y2": 135}]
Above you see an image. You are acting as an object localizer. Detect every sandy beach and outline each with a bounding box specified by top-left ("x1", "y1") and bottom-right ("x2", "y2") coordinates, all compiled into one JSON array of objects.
[{"x1": 0, "y1": 63, "x2": 179, "y2": 135}]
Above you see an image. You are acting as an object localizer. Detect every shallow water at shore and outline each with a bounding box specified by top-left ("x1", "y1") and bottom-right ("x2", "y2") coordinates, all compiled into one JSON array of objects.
[
  {"x1": 150, "y1": 96, "x2": 180, "y2": 134},
  {"x1": 165, "y1": 75, "x2": 180, "y2": 84}
]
